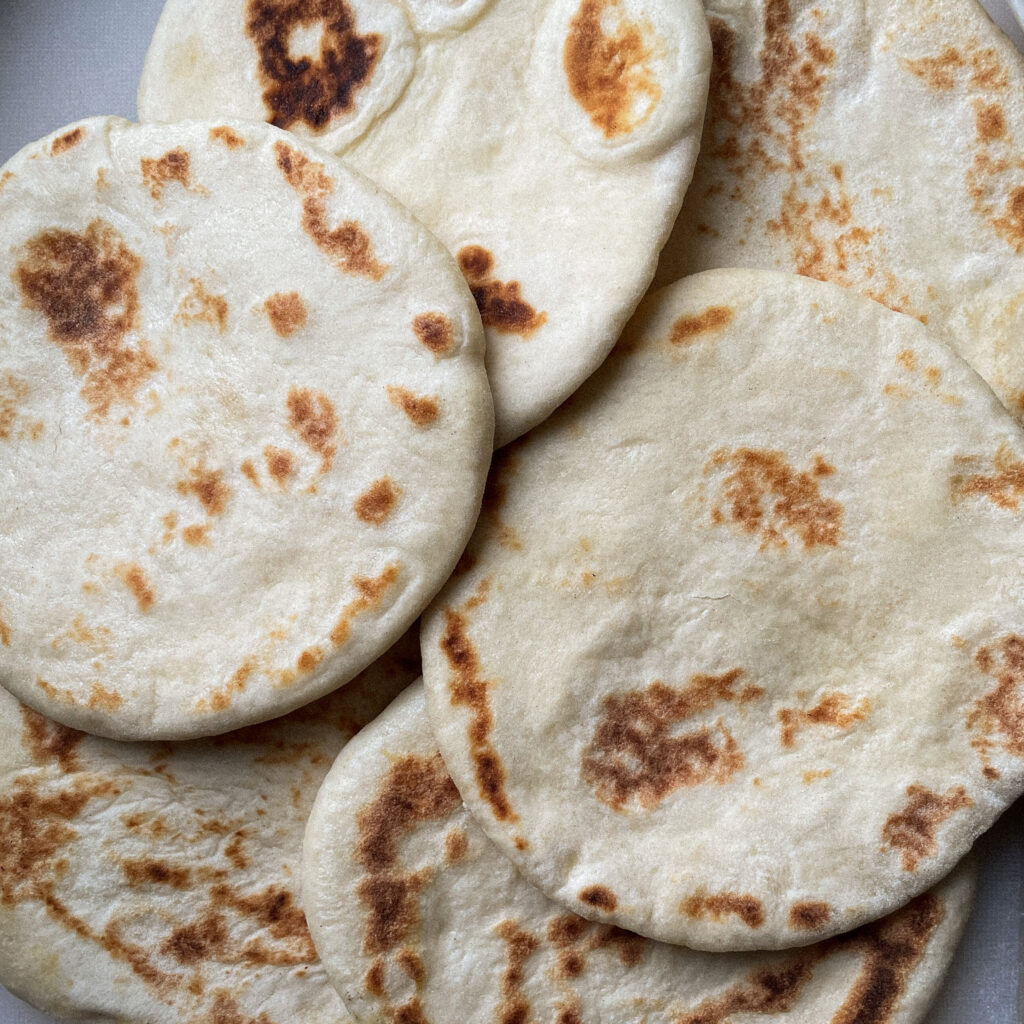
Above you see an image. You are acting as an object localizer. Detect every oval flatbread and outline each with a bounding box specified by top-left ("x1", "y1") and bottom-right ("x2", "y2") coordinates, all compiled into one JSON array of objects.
[
  {"x1": 304, "y1": 682, "x2": 976, "y2": 1024},
  {"x1": 422, "y1": 268, "x2": 1024, "y2": 950},
  {"x1": 138, "y1": 0, "x2": 712, "y2": 444},
  {"x1": 0, "y1": 116, "x2": 490, "y2": 740},
  {"x1": 0, "y1": 629, "x2": 418, "y2": 1024},
  {"x1": 658, "y1": 0, "x2": 1024, "y2": 429}
]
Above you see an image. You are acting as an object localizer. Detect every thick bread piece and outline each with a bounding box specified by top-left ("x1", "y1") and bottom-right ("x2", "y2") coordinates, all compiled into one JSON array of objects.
[
  {"x1": 138, "y1": 0, "x2": 712, "y2": 445},
  {"x1": 303, "y1": 683, "x2": 976, "y2": 1024},
  {"x1": 0, "y1": 629, "x2": 419, "y2": 1024},
  {"x1": 423, "y1": 269, "x2": 1024, "y2": 950},
  {"x1": 0, "y1": 116, "x2": 491, "y2": 739},
  {"x1": 659, "y1": 0, "x2": 1024, "y2": 428}
]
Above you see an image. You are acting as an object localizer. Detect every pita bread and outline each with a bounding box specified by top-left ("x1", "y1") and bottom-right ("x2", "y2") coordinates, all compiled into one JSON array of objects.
[
  {"x1": 658, "y1": 0, "x2": 1024, "y2": 429},
  {"x1": 0, "y1": 627, "x2": 418, "y2": 1024},
  {"x1": 0, "y1": 116, "x2": 490, "y2": 740},
  {"x1": 422, "y1": 268, "x2": 1024, "y2": 951},
  {"x1": 138, "y1": 0, "x2": 712, "y2": 445},
  {"x1": 303, "y1": 682, "x2": 976, "y2": 1024}
]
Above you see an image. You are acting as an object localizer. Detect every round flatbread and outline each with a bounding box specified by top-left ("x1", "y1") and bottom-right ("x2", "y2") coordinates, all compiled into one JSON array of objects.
[
  {"x1": 0, "y1": 627, "x2": 419, "y2": 1024},
  {"x1": 304, "y1": 682, "x2": 976, "y2": 1024},
  {"x1": 0, "y1": 116, "x2": 491, "y2": 740},
  {"x1": 138, "y1": 0, "x2": 712, "y2": 445},
  {"x1": 422, "y1": 268, "x2": 1024, "y2": 951},
  {"x1": 658, "y1": 0, "x2": 1024, "y2": 429}
]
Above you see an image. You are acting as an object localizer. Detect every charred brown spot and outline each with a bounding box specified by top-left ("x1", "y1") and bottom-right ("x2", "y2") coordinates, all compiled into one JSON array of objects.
[
  {"x1": 246, "y1": 0, "x2": 381, "y2": 131},
  {"x1": 496, "y1": 920, "x2": 540, "y2": 1024},
  {"x1": 457, "y1": 245, "x2": 547, "y2": 337},
  {"x1": 778, "y1": 691, "x2": 871, "y2": 748},
  {"x1": 263, "y1": 291, "x2": 307, "y2": 337},
  {"x1": 670, "y1": 305, "x2": 734, "y2": 344},
  {"x1": 882, "y1": 784, "x2": 972, "y2": 872},
  {"x1": 0, "y1": 612, "x2": 10, "y2": 647},
  {"x1": 115, "y1": 562, "x2": 155, "y2": 611},
  {"x1": 355, "y1": 753, "x2": 460, "y2": 955},
  {"x1": 88, "y1": 683, "x2": 123, "y2": 712},
  {"x1": 51, "y1": 127, "x2": 85, "y2": 155},
  {"x1": 161, "y1": 910, "x2": 229, "y2": 964},
  {"x1": 441, "y1": 608, "x2": 518, "y2": 822},
  {"x1": 241, "y1": 458, "x2": 260, "y2": 487},
  {"x1": 354, "y1": 476, "x2": 399, "y2": 524},
  {"x1": 444, "y1": 827, "x2": 469, "y2": 863},
  {"x1": 413, "y1": 312, "x2": 455, "y2": 355},
  {"x1": 970, "y1": 633, "x2": 1024, "y2": 763},
  {"x1": 582, "y1": 670, "x2": 756, "y2": 811},
  {"x1": 0, "y1": 372, "x2": 33, "y2": 442},
  {"x1": 19, "y1": 707, "x2": 84, "y2": 773},
  {"x1": 564, "y1": 0, "x2": 660, "y2": 138},
  {"x1": 788, "y1": 900, "x2": 831, "y2": 931},
  {"x1": 330, "y1": 563, "x2": 400, "y2": 646},
  {"x1": 993, "y1": 187, "x2": 1024, "y2": 252},
  {"x1": 681, "y1": 889, "x2": 764, "y2": 929},
  {"x1": 121, "y1": 857, "x2": 191, "y2": 888},
  {"x1": 297, "y1": 646, "x2": 323, "y2": 673},
  {"x1": 387, "y1": 385, "x2": 440, "y2": 427},
  {"x1": 177, "y1": 462, "x2": 231, "y2": 517},
  {"x1": 951, "y1": 445, "x2": 1024, "y2": 511},
  {"x1": 209, "y1": 992, "x2": 273, "y2": 1024},
  {"x1": 196, "y1": 659, "x2": 255, "y2": 714},
  {"x1": 140, "y1": 148, "x2": 192, "y2": 200},
  {"x1": 177, "y1": 278, "x2": 228, "y2": 332},
  {"x1": 264, "y1": 445, "x2": 296, "y2": 488},
  {"x1": 974, "y1": 100, "x2": 1007, "y2": 142},
  {"x1": 274, "y1": 141, "x2": 387, "y2": 279},
  {"x1": 15, "y1": 219, "x2": 155, "y2": 419},
  {"x1": 209, "y1": 126, "x2": 247, "y2": 149},
  {"x1": 578, "y1": 884, "x2": 617, "y2": 911},
  {"x1": 287, "y1": 385, "x2": 338, "y2": 473},
  {"x1": 182, "y1": 524, "x2": 210, "y2": 546},
  {"x1": 708, "y1": 448, "x2": 843, "y2": 550}
]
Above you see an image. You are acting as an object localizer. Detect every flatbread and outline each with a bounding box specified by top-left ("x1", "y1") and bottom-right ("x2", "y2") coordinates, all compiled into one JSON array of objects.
[
  {"x1": 303, "y1": 682, "x2": 976, "y2": 1024},
  {"x1": 658, "y1": 0, "x2": 1024, "y2": 428},
  {"x1": 138, "y1": 0, "x2": 712, "y2": 445},
  {"x1": 0, "y1": 116, "x2": 491, "y2": 740},
  {"x1": 422, "y1": 268, "x2": 1024, "y2": 951},
  {"x1": 0, "y1": 627, "x2": 419, "y2": 1024}
]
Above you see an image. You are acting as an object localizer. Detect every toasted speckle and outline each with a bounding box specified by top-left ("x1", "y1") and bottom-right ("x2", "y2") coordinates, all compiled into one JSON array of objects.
[
  {"x1": 564, "y1": 0, "x2": 660, "y2": 138},
  {"x1": 970, "y1": 633, "x2": 1024, "y2": 762},
  {"x1": 88, "y1": 683, "x2": 123, "y2": 712},
  {"x1": 778, "y1": 691, "x2": 871, "y2": 748},
  {"x1": 122, "y1": 858, "x2": 191, "y2": 889},
  {"x1": 209, "y1": 126, "x2": 246, "y2": 149},
  {"x1": 670, "y1": 305, "x2": 734, "y2": 344},
  {"x1": 707, "y1": 448, "x2": 843, "y2": 550},
  {"x1": 354, "y1": 477, "x2": 399, "y2": 524},
  {"x1": 582, "y1": 671, "x2": 755, "y2": 810},
  {"x1": 413, "y1": 312, "x2": 455, "y2": 355},
  {"x1": 264, "y1": 445, "x2": 297, "y2": 488},
  {"x1": 241, "y1": 459, "x2": 261, "y2": 488},
  {"x1": 952, "y1": 446, "x2": 1024, "y2": 511},
  {"x1": 287, "y1": 385, "x2": 338, "y2": 473},
  {"x1": 578, "y1": 885, "x2": 617, "y2": 911},
  {"x1": 788, "y1": 900, "x2": 831, "y2": 931},
  {"x1": 0, "y1": 609, "x2": 10, "y2": 647},
  {"x1": 263, "y1": 291, "x2": 307, "y2": 337},
  {"x1": 140, "y1": 148, "x2": 192, "y2": 200},
  {"x1": 330, "y1": 564, "x2": 400, "y2": 647},
  {"x1": 51, "y1": 127, "x2": 85, "y2": 155},
  {"x1": 246, "y1": 0, "x2": 382, "y2": 132},
  {"x1": 15, "y1": 220, "x2": 155, "y2": 419},
  {"x1": 882, "y1": 784, "x2": 973, "y2": 872},
  {"x1": 444, "y1": 828, "x2": 469, "y2": 864},
  {"x1": 387, "y1": 385, "x2": 440, "y2": 427},
  {"x1": 182, "y1": 524, "x2": 210, "y2": 547},
  {"x1": 274, "y1": 142, "x2": 387, "y2": 280},
  {"x1": 457, "y1": 246, "x2": 547, "y2": 337},
  {"x1": 681, "y1": 889, "x2": 764, "y2": 929},
  {"x1": 177, "y1": 278, "x2": 228, "y2": 332},
  {"x1": 19, "y1": 706, "x2": 84, "y2": 773},
  {"x1": 177, "y1": 462, "x2": 231, "y2": 517},
  {"x1": 115, "y1": 563, "x2": 155, "y2": 611}
]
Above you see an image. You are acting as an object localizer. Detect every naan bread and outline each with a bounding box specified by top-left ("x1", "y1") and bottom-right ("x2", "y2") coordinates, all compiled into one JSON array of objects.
[
  {"x1": 0, "y1": 116, "x2": 490, "y2": 740},
  {"x1": 138, "y1": 0, "x2": 712, "y2": 445},
  {"x1": 304, "y1": 682, "x2": 976, "y2": 1024},
  {"x1": 422, "y1": 269, "x2": 1024, "y2": 950},
  {"x1": 0, "y1": 628, "x2": 419, "y2": 1024},
  {"x1": 659, "y1": 0, "x2": 1024, "y2": 428}
]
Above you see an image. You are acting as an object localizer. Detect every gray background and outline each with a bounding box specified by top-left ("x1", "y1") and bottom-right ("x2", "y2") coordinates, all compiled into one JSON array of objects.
[{"x1": 0, "y1": 1, "x2": 1022, "y2": 1022}]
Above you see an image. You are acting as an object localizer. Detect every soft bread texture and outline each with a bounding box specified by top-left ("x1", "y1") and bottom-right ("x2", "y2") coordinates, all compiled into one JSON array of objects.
[
  {"x1": 138, "y1": 0, "x2": 712, "y2": 445},
  {"x1": 659, "y1": 0, "x2": 1024, "y2": 429},
  {"x1": 303, "y1": 682, "x2": 976, "y2": 1024},
  {"x1": 0, "y1": 628, "x2": 419, "y2": 1024},
  {"x1": 422, "y1": 269, "x2": 1024, "y2": 950},
  {"x1": 0, "y1": 116, "x2": 491, "y2": 740}
]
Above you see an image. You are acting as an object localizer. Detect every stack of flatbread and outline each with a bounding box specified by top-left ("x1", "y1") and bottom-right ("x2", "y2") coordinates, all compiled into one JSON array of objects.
[{"x1": 1, "y1": 0, "x2": 1023, "y2": 1021}]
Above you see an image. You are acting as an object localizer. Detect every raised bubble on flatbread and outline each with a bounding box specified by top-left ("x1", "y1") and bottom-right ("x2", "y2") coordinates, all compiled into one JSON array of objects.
[
  {"x1": 138, "y1": 0, "x2": 712, "y2": 445},
  {"x1": 423, "y1": 268, "x2": 1024, "y2": 950},
  {"x1": 659, "y1": 0, "x2": 1024, "y2": 430},
  {"x1": 0, "y1": 116, "x2": 491, "y2": 740},
  {"x1": 303, "y1": 682, "x2": 976, "y2": 1024},
  {"x1": 0, "y1": 628, "x2": 419, "y2": 1024}
]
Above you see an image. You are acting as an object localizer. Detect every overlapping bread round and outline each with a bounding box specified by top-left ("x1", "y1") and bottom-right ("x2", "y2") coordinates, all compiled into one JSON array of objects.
[
  {"x1": 422, "y1": 268, "x2": 1024, "y2": 951},
  {"x1": 138, "y1": 0, "x2": 712, "y2": 444},
  {"x1": 659, "y1": 0, "x2": 1024, "y2": 430},
  {"x1": 0, "y1": 629, "x2": 419, "y2": 1024},
  {"x1": 0, "y1": 116, "x2": 491, "y2": 740},
  {"x1": 303, "y1": 682, "x2": 976, "y2": 1024}
]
